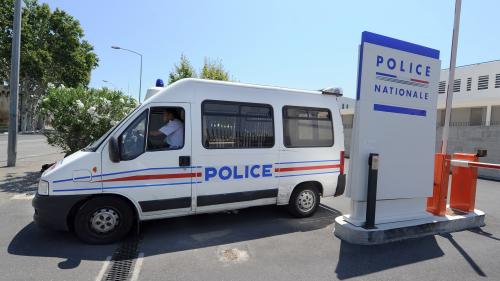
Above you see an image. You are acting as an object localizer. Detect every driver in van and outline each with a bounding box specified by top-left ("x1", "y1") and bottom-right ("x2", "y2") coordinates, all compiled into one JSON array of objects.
[{"x1": 149, "y1": 109, "x2": 184, "y2": 149}]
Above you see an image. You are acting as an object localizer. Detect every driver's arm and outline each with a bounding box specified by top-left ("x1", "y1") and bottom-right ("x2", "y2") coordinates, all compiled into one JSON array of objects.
[{"x1": 149, "y1": 130, "x2": 162, "y2": 137}]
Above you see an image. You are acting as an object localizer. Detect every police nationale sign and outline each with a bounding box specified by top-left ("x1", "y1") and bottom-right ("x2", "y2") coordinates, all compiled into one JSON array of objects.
[{"x1": 346, "y1": 31, "x2": 441, "y2": 225}]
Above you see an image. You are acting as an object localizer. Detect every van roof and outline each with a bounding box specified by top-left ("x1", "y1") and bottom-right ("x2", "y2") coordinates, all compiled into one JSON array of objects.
[{"x1": 168, "y1": 78, "x2": 322, "y2": 96}]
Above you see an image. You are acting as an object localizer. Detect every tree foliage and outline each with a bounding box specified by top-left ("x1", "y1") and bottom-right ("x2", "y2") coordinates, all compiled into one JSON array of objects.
[
  {"x1": 200, "y1": 58, "x2": 229, "y2": 81},
  {"x1": 167, "y1": 54, "x2": 196, "y2": 84},
  {"x1": 40, "y1": 86, "x2": 137, "y2": 154},
  {"x1": 167, "y1": 54, "x2": 231, "y2": 84},
  {"x1": 0, "y1": 0, "x2": 98, "y2": 131}
]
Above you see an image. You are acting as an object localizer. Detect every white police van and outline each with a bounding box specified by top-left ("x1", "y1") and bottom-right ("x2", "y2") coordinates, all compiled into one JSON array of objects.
[{"x1": 33, "y1": 78, "x2": 346, "y2": 244}]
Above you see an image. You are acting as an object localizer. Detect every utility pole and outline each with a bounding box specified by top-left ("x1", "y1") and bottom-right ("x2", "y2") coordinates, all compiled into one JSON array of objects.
[
  {"x1": 441, "y1": 0, "x2": 462, "y2": 154},
  {"x1": 7, "y1": 0, "x2": 22, "y2": 167}
]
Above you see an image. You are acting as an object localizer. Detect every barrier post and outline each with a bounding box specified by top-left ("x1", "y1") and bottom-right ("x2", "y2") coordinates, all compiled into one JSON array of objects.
[
  {"x1": 364, "y1": 153, "x2": 379, "y2": 229},
  {"x1": 427, "y1": 153, "x2": 450, "y2": 216},
  {"x1": 450, "y1": 153, "x2": 478, "y2": 212}
]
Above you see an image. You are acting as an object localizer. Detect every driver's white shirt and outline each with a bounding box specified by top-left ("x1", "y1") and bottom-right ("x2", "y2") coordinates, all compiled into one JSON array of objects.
[{"x1": 158, "y1": 119, "x2": 184, "y2": 148}]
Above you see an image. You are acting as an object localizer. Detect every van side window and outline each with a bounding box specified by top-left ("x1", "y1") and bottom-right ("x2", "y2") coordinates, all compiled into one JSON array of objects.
[
  {"x1": 283, "y1": 106, "x2": 334, "y2": 148},
  {"x1": 119, "y1": 110, "x2": 148, "y2": 160},
  {"x1": 202, "y1": 100, "x2": 274, "y2": 149},
  {"x1": 147, "y1": 107, "x2": 185, "y2": 151}
]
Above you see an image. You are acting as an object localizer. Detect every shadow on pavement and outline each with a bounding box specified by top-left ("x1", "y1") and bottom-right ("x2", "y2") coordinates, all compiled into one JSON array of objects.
[
  {"x1": 0, "y1": 170, "x2": 40, "y2": 194},
  {"x1": 440, "y1": 233, "x2": 487, "y2": 277},
  {"x1": 8, "y1": 204, "x2": 340, "y2": 267},
  {"x1": 468, "y1": 227, "x2": 500, "y2": 242},
  {"x1": 139, "y1": 204, "x2": 339, "y2": 255},
  {"x1": 8, "y1": 222, "x2": 117, "y2": 269},
  {"x1": 335, "y1": 236, "x2": 445, "y2": 280}
]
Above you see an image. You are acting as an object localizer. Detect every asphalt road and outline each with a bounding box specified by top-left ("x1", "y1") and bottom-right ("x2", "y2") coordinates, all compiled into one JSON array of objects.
[
  {"x1": 0, "y1": 133, "x2": 62, "y2": 165},
  {"x1": 1, "y1": 135, "x2": 500, "y2": 281}
]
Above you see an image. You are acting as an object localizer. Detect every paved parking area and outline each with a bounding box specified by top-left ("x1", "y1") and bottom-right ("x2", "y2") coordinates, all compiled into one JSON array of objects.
[{"x1": 1, "y1": 135, "x2": 500, "y2": 280}]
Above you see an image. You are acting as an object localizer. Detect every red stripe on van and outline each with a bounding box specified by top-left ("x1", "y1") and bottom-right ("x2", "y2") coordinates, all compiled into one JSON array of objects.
[
  {"x1": 97, "y1": 172, "x2": 202, "y2": 182},
  {"x1": 340, "y1": 151, "x2": 345, "y2": 175},
  {"x1": 274, "y1": 164, "x2": 341, "y2": 173}
]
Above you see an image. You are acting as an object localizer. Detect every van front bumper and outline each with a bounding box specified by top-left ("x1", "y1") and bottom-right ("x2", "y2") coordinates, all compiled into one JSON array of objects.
[{"x1": 32, "y1": 193, "x2": 89, "y2": 231}]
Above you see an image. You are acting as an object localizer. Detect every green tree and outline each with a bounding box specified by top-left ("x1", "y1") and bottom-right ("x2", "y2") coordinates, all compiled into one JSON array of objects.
[
  {"x1": 40, "y1": 86, "x2": 137, "y2": 154},
  {"x1": 0, "y1": 0, "x2": 98, "y2": 131},
  {"x1": 168, "y1": 54, "x2": 196, "y2": 84},
  {"x1": 200, "y1": 57, "x2": 229, "y2": 81}
]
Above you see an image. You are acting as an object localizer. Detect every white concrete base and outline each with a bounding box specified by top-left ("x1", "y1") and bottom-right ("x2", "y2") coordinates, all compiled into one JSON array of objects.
[
  {"x1": 345, "y1": 197, "x2": 430, "y2": 226},
  {"x1": 334, "y1": 209, "x2": 485, "y2": 245}
]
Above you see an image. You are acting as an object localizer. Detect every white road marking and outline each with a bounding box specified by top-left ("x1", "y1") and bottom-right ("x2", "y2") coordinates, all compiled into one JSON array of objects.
[
  {"x1": 130, "y1": 252, "x2": 144, "y2": 281},
  {"x1": 95, "y1": 256, "x2": 111, "y2": 281}
]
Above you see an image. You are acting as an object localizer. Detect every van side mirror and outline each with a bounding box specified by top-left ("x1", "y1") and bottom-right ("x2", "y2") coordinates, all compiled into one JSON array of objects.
[{"x1": 108, "y1": 137, "x2": 120, "y2": 163}]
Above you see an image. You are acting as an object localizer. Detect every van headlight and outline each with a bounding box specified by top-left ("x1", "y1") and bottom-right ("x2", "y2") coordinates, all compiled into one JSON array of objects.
[{"x1": 38, "y1": 180, "x2": 49, "y2": 195}]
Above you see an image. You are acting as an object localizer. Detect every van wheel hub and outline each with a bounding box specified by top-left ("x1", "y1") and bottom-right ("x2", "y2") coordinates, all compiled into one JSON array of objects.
[
  {"x1": 90, "y1": 208, "x2": 120, "y2": 233},
  {"x1": 297, "y1": 190, "x2": 315, "y2": 212}
]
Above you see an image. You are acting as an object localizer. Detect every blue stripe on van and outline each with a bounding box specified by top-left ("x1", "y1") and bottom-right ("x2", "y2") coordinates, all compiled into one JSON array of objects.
[
  {"x1": 52, "y1": 181, "x2": 202, "y2": 193},
  {"x1": 53, "y1": 166, "x2": 202, "y2": 183},
  {"x1": 274, "y1": 170, "x2": 340, "y2": 178}
]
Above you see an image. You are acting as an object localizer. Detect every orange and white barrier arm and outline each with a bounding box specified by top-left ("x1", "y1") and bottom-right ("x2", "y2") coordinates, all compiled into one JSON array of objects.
[{"x1": 450, "y1": 159, "x2": 500, "y2": 170}]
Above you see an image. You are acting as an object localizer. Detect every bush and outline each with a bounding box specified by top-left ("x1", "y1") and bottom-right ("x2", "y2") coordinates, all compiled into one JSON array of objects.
[{"x1": 40, "y1": 86, "x2": 138, "y2": 154}]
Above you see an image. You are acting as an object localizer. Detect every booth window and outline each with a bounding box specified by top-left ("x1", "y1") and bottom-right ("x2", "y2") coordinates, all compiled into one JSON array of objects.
[
  {"x1": 283, "y1": 106, "x2": 334, "y2": 148},
  {"x1": 202, "y1": 100, "x2": 274, "y2": 149}
]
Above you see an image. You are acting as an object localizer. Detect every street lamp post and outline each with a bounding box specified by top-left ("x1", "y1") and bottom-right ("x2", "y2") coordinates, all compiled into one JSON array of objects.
[{"x1": 111, "y1": 46, "x2": 143, "y2": 102}]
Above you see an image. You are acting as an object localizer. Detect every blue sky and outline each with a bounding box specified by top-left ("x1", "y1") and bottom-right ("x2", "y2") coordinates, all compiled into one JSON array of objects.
[{"x1": 41, "y1": 0, "x2": 499, "y2": 100}]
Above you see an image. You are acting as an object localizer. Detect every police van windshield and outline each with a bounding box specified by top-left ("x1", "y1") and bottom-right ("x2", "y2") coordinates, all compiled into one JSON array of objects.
[{"x1": 83, "y1": 106, "x2": 140, "y2": 152}]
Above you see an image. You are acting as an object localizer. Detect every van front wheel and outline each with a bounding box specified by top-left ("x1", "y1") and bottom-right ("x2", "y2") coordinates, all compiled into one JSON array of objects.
[
  {"x1": 73, "y1": 197, "x2": 133, "y2": 244},
  {"x1": 288, "y1": 185, "x2": 320, "y2": 218}
]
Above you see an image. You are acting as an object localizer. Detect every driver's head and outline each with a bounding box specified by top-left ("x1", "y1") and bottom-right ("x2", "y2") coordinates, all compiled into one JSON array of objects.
[{"x1": 163, "y1": 110, "x2": 175, "y2": 122}]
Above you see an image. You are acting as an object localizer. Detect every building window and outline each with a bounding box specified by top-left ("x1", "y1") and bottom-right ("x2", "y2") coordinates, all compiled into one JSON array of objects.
[
  {"x1": 491, "y1": 106, "x2": 500, "y2": 126},
  {"x1": 495, "y1": 74, "x2": 500, "y2": 88},
  {"x1": 470, "y1": 107, "x2": 486, "y2": 126},
  {"x1": 283, "y1": 106, "x2": 334, "y2": 148},
  {"x1": 438, "y1": 81, "x2": 446, "y2": 94},
  {"x1": 478, "y1": 75, "x2": 489, "y2": 90},
  {"x1": 342, "y1": 114, "x2": 354, "y2": 129},
  {"x1": 466, "y1": 77, "x2": 472, "y2": 91},
  {"x1": 202, "y1": 100, "x2": 274, "y2": 149},
  {"x1": 453, "y1": 79, "x2": 461, "y2": 92},
  {"x1": 436, "y1": 109, "x2": 445, "y2": 127}
]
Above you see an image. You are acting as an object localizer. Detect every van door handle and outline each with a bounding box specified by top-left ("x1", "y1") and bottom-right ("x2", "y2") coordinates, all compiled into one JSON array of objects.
[{"x1": 179, "y1": 156, "x2": 191, "y2": 167}]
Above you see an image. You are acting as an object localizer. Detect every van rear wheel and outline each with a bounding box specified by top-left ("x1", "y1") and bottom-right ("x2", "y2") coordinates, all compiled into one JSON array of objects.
[
  {"x1": 288, "y1": 185, "x2": 320, "y2": 218},
  {"x1": 73, "y1": 197, "x2": 133, "y2": 244}
]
